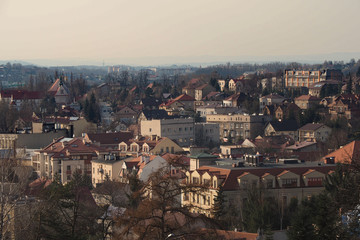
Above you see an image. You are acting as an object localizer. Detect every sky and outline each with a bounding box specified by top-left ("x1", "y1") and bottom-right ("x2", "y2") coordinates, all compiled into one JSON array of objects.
[{"x1": 1, "y1": 0, "x2": 360, "y2": 66}]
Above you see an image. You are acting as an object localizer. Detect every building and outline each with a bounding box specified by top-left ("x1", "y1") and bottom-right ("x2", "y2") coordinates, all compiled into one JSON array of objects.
[
  {"x1": 298, "y1": 123, "x2": 331, "y2": 142},
  {"x1": 285, "y1": 69, "x2": 342, "y2": 88},
  {"x1": 264, "y1": 120, "x2": 299, "y2": 140},
  {"x1": 206, "y1": 113, "x2": 272, "y2": 142},
  {"x1": 183, "y1": 163, "x2": 336, "y2": 217},
  {"x1": 195, "y1": 105, "x2": 239, "y2": 120},
  {"x1": 194, "y1": 123, "x2": 220, "y2": 146},
  {"x1": 322, "y1": 140, "x2": 360, "y2": 164},
  {"x1": 91, "y1": 154, "x2": 125, "y2": 186},
  {"x1": 140, "y1": 118, "x2": 195, "y2": 147},
  {"x1": 32, "y1": 137, "x2": 108, "y2": 184},
  {"x1": 0, "y1": 90, "x2": 44, "y2": 109},
  {"x1": 294, "y1": 95, "x2": 320, "y2": 110},
  {"x1": 83, "y1": 132, "x2": 134, "y2": 150},
  {"x1": 48, "y1": 79, "x2": 71, "y2": 105},
  {"x1": 259, "y1": 94, "x2": 286, "y2": 112},
  {"x1": 194, "y1": 84, "x2": 214, "y2": 101},
  {"x1": 118, "y1": 136, "x2": 184, "y2": 156}
]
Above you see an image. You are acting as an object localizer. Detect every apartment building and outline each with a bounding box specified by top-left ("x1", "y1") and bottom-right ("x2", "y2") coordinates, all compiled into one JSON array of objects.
[
  {"x1": 206, "y1": 113, "x2": 272, "y2": 142},
  {"x1": 32, "y1": 137, "x2": 108, "y2": 184},
  {"x1": 183, "y1": 163, "x2": 336, "y2": 217},
  {"x1": 194, "y1": 123, "x2": 220, "y2": 146},
  {"x1": 140, "y1": 118, "x2": 195, "y2": 147},
  {"x1": 285, "y1": 69, "x2": 342, "y2": 88}
]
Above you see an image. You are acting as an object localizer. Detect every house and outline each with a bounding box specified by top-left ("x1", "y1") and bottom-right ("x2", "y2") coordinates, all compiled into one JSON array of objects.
[
  {"x1": 264, "y1": 120, "x2": 299, "y2": 140},
  {"x1": 322, "y1": 140, "x2": 360, "y2": 164},
  {"x1": 294, "y1": 95, "x2": 320, "y2": 110},
  {"x1": 48, "y1": 79, "x2": 71, "y2": 105},
  {"x1": 32, "y1": 137, "x2": 108, "y2": 184},
  {"x1": 274, "y1": 103, "x2": 301, "y2": 120},
  {"x1": 83, "y1": 132, "x2": 134, "y2": 150},
  {"x1": 182, "y1": 78, "x2": 207, "y2": 98},
  {"x1": 160, "y1": 94, "x2": 195, "y2": 114},
  {"x1": 183, "y1": 164, "x2": 336, "y2": 217},
  {"x1": 259, "y1": 94, "x2": 286, "y2": 112},
  {"x1": 222, "y1": 93, "x2": 246, "y2": 107},
  {"x1": 118, "y1": 136, "x2": 184, "y2": 157},
  {"x1": 217, "y1": 79, "x2": 226, "y2": 92},
  {"x1": 298, "y1": 123, "x2": 331, "y2": 142},
  {"x1": 194, "y1": 84, "x2": 214, "y2": 101},
  {"x1": 327, "y1": 94, "x2": 360, "y2": 121},
  {"x1": 116, "y1": 106, "x2": 139, "y2": 124},
  {"x1": 228, "y1": 78, "x2": 245, "y2": 92}
]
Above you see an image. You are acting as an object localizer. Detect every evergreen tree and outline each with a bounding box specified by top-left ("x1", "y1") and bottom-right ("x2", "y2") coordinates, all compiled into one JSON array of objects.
[
  {"x1": 347, "y1": 74, "x2": 353, "y2": 94},
  {"x1": 212, "y1": 185, "x2": 227, "y2": 221}
]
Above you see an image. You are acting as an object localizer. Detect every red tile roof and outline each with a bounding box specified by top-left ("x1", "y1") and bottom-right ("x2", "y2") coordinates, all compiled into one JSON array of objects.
[
  {"x1": 295, "y1": 95, "x2": 320, "y2": 101},
  {"x1": 86, "y1": 132, "x2": 133, "y2": 145},
  {"x1": 322, "y1": 140, "x2": 360, "y2": 164},
  {"x1": 196, "y1": 165, "x2": 336, "y2": 191},
  {"x1": 1, "y1": 90, "x2": 44, "y2": 100}
]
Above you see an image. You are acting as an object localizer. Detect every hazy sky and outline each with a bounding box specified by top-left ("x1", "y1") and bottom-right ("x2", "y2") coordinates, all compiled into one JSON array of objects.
[{"x1": 1, "y1": 0, "x2": 360, "y2": 65}]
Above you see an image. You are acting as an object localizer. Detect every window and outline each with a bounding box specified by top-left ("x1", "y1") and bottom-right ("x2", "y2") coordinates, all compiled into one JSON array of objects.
[
  {"x1": 192, "y1": 177, "x2": 199, "y2": 184},
  {"x1": 67, "y1": 165, "x2": 71, "y2": 171},
  {"x1": 171, "y1": 147, "x2": 174, "y2": 153},
  {"x1": 149, "y1": 128, "x2": 152, "y2": 132},
  {"x1": 266, "y1": 179, "x2": 273, "y2": 188},
  {"x1": 282, "y1": 178, "x2": 297, "y2": 187}
]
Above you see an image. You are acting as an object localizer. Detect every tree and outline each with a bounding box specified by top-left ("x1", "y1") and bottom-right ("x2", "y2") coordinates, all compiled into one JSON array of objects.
[
  {"x1": 0, "y1": 157, "x2": 36, "y2": 240},
  {"x1": 212, "y1": 186, "x2": 227, "y2": 221},
  {"x1": 116, "y1": 167, "x2": 216, "y2": 240},
  {"x1": 347, "y1": 74, "x2": 353, "y2": 94},
  {"x1": 36, "y1": 171, "x2": 101, "y2": 240},
  {"x1": 242, "y1": 186, "x2": 280, "y2": 234},
  {"x1": 287, "y1": 193, "x2": 341, "y2": 240},
  {"x1": 84, "y1": 93, "x2": 101, "y2": 123}
]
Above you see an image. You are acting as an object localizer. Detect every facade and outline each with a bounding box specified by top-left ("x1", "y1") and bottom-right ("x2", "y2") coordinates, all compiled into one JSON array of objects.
[
  {"x1": 195, "y1": 105, "x2": 238, "y2": 120},
  {"x1": 285, "y1": 69, "x2": 342, "y2": 88},
  {"x1": 259, "y1": 94, "x2": 286, "y2": 112},
  {"x1": 183, "y1": 164, "x2": 336, "y2": 216},
  {"x1": 298, "y1": 123, "x2": 331, "y2": 142},
  {"x1": 83, "y1": 132, "x2": 134, "y2": 150},
  {"x1": 0, "y1": 90, "x2": 44, "y2": 109},
  {"x1": 194, "y1": 84, "x2": 214, "y2": 101},
  {"x1": 91, "y1": 155, "x2": 124, "y2": 186},
  {"x1": 194, "y1": 123, "x2": 220, "y2": 146},
  {"x1": 264, "y1": 120, "x2": 299, "y2": 140},
  {"x1": 32, "y1": 137, "x2": 107, "y2": 184},
  {"x1": 118, "y1": 136, "x2": 184, "y2": 157},
  {"x1": 217, "y1": 79, "x2": 226, "y2": 92},
  {"x1": 140, "y1": 118, "x2": 195, "y2": 147},
  {"x1": 294, "y1": 95, "x2": 320, "y2": 110},
  {"x1": 206, "y1": 113, "x2": 272, "y2": 142},
  {"x1": 48, "y1": 79, "x2": 71, "y2": 105}
]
